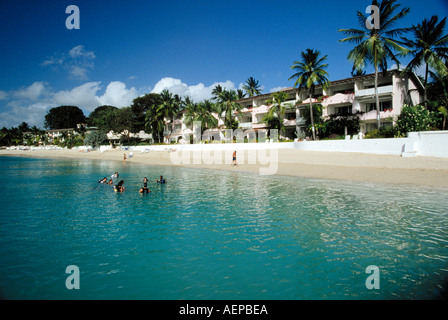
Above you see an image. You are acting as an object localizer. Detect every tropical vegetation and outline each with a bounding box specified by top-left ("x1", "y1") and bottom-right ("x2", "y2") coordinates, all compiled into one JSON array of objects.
[
  {"x1": 289, "y1": 48, "x2": 330, "y2": 140},
  {"x1": 339, "y1": 0, "x2": 410, "y2": 129}
]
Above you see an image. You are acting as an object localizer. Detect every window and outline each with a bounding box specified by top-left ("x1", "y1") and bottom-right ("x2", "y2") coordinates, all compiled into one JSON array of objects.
[
  {"x1": 335, "y1": 105, "x2": 352, "y2": 114},
  {"x1": 366, "y1": 101, "x2": 392, "y2": 112},
  {"x1": 285, "y1": 112, "x2": 296, "y2": 120}
]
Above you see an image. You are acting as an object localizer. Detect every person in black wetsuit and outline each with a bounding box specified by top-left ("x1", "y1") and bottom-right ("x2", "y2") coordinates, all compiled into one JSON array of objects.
[
  {"x1": 139, "y1": 177, "x2": 150, "y2": 193},
  {"x1": 114, "y1": 180, "x2": 125, "y2": 192}
]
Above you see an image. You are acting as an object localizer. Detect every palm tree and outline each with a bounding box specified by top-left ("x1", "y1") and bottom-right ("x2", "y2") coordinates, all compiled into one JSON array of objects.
[
  {"x1": 197, "y1": 100, "x2": 218, "y2": 132},
  {"x1": 158, "y1": 89, "x2": 179, "y2": 136},
  {"x1": 211, "y1": 84, "x2": 224, "y2": 102},
  {"x1": 242, "y1": 77, "x2": 262, "y2": 97},
  {"x1": 402, "y1": 16, "x2": 448, "y2": 108},
  {"x1": 264, "y1": 91, "x2": 293, "y2": 139},
  {"x1": 339, "y1": 0, "x2": 410, "y2": 129},
  {"x1": 236, "y1": 89, "x2": 246, "y2": 100},
  {"x1": 215, "y1": 89, "x2": 243, "y2": 130},
  {"x1": 289, "y1": 48, "x2": 330, "y2": 140},
  {"x1": 145, "y1": 102, "x2": 165, "y2": 144}
]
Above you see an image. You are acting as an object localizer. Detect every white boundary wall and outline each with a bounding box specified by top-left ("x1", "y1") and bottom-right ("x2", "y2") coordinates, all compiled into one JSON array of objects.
[{"x1": 114, "y1": 131, "x2": 448, "y2": 158}]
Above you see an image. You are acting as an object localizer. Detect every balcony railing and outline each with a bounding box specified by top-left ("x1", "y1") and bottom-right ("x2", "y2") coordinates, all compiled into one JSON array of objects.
[
  {"x1": 355, "y1": 85, "x2": 393, "y2": 97},
  {"x1": 239, "y1": 122, "x2": 253, "y2": 129}
]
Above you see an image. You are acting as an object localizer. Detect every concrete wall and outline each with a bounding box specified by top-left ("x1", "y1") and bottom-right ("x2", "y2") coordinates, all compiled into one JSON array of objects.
[
  {"x1": 113, "y1": 131, "x2": 447, "y2": 158},
  {"x1": 293, "y1": 138, "x2": 409, "y2": 155},
  {"x1": 410, "y1": 131, "x2": 448, "y2": 158}
]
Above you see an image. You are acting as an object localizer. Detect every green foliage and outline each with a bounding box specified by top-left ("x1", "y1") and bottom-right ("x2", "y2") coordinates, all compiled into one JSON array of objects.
[
  {"x1": 365, "y1": 127, "x2": 396, "y2": 139},
  {"x1": 395, "y1": 104, "x2": 439, "y2": 136},
  {"x1": 44, "y1": 106, "x2": 86, "y2": 130},
  {"x1": 84, "y1": 131, "x2": 108, "y2": 149},
  {"x1": 242, "y1": 77, "x2": 262, "y2": 97},
  {"x1": 300, "y1": 104, "x2": 326, "y2": 138},
  {"x1": 324, "y1": 116, "x2": 360, "y2": 138},
  {"x1": 131, "y1": 93, "x2": 163, "y2": 132},
  {"x1": 87, "y1": 105, "x2": 119, "y2": 132},
  {"x1": 289, "y1": 48, "x2": 330, "y2": 140}
]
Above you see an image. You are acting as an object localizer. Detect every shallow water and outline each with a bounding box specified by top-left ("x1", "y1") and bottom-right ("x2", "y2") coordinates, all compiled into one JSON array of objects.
[{"x1": 0, "y1": 156, "x2": 447, "y2": 299}]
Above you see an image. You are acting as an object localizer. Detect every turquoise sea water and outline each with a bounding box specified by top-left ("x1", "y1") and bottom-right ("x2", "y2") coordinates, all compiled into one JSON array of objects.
[{"x1": 0, "y1": 155, "x2": 447, "y2": 300}]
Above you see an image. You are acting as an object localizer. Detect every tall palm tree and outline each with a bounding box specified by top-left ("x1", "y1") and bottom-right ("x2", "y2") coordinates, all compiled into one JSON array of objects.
[
  {"x1": 145, "y1": 102, "x2": 165, "y2": 144},
  {"x1": 211, "y1": 84, "x2": 224, "y2": 102},
  {"x1": 339, "y1": 0, "x2": 410, "y2": 129},
  {"x1": 242, "y1": 77, "x2": 262, "y2": 97},
  {"x1": 158, "y1": 89, "x2": 179, "y2": 135},
  {"x1": 264, "y1": 91, "x2": 293, "y2": 139},
  {"x1": 197, "y1": 100, "x2": 218, "y2": 132},
  {"x1": 402, "y1": 16, "x2": 448, "y2": 108},
  {"x1": 215, "y1": 89, "x2": 243, "y2": 130},
  {"x1": 288, "y1": 48, "x2": 330, "y2": 140},
  {"x1": 183, "y1": 97, "x2": 200, "y2": 128},
  {"x1": 236, "y1": 89, "x2": 246, "y2": 100}
]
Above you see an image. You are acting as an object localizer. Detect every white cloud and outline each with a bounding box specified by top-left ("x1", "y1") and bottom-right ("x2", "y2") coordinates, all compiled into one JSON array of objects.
[
  {"x1": 0, "y1": 80, "x2": 139, "y2": 128},
  {"x1": 151, "y1": 77, "x2": 236, "y2": 102},
  {"x1": 53, "y1": 82, "x2": 102, "y2": 112},
  {"x1": 41, "y1": 45, "x2": 95, "y2": 81},
  {"x1": 13, "y1": 82, "x2": 47, "y2": 100},
  {"x1": 0, "y1": 90, "x2": 8, "y2": 100},
  {"x1": 99, "y1": 81, "x2": 138, "y2": 107},
  {"x1": 69, "y1": 45, "x2": 96, "y2": 60}
]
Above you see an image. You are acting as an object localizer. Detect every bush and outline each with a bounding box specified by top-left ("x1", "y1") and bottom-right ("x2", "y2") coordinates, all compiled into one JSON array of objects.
[
  {"x1": 84, "y1": 131, "x2": 108, "y2": 149},
  {"x1": 323, "y1": 116, "x2": 360, "y2": 138},
  {"x1": 395, "y1": 104, "x2": 438, "y2": 136},
  {"x1": 365, "y1": 127, "x2": 396, "y2": 139}
]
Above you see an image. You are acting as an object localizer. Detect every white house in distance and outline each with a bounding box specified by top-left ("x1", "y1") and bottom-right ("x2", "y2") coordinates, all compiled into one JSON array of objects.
[{"x1": 235, "y1": 69, "x2": 423, "y2": 139}]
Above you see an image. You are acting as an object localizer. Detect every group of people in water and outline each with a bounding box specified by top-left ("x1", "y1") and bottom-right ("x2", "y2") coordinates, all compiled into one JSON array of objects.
[{"x1": 98, "y1": 171, "x2": 166, "y2": 193}]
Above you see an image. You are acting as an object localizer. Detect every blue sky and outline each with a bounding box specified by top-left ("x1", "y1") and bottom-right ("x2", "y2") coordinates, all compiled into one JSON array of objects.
[{"x1": 0, "y1": 0, "x2": 447, "y2": 128}]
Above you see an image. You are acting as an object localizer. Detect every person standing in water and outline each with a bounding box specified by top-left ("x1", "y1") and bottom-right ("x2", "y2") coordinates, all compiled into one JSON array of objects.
[
  {"x1": 114, "y1": 180, "x2": 125, "y2": 192},
  {"x1": 156, "y1": 176, "x2": 166, "y2": 184},
  {"x1": 139, "y1": 177, "x2": 150, "y2": 193}
]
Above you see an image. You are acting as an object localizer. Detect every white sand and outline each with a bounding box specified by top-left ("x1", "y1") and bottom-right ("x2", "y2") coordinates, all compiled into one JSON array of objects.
[{"x1": 1, "y1": 148, "x2": 448, "y2": 187}]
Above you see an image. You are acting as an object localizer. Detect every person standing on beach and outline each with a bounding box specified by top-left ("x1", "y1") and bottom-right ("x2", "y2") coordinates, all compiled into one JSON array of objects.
[
  {"x1": 232, "y1": 150, "x2": 238, "y2": 167},
  {"x1": 123, "y1": 153, "x2": 127, "y2": 161}
]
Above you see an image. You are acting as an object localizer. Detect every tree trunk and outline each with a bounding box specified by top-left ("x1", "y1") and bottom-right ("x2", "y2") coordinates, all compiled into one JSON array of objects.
[
  {"x1": 374, "y1": 64, "x2": 381, "y2": 130},
  {"x1": 309, "y1": 93, "x2": 316, "y2": 140}
]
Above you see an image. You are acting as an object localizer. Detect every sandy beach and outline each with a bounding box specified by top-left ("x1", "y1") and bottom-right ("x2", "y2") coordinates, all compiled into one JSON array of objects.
[{"x1": 1, "y1": 147, "x2": 448, "y2": 187}]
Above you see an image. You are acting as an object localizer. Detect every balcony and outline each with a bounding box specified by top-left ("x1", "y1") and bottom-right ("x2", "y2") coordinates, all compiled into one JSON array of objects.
[
  {"x1": 355, "y1": 85, "x2": 393, "y2": 98},
  {"x1": 358, "y1": 109, "x2": 395, "y2": 121},
  {"x1": 239, "y1": 122, "x2": 253, "y2": 130},
  {"x1": 321, "y1": 93, "x2": 355, "y2": 107}
]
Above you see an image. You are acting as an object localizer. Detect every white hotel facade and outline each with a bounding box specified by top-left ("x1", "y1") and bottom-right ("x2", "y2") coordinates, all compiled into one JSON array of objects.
[{"x1": 164, "y1": 69, "x2": 423, "y2": 142}]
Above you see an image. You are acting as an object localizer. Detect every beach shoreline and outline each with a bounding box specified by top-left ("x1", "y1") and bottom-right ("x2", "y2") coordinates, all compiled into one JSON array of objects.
[{"x1": 1, "y1": 148, "x2": 448, "y2": 188}]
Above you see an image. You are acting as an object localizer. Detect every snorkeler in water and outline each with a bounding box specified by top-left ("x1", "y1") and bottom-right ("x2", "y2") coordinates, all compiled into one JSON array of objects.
[
  {"x1": 156, "y1": 175, "x2": 166, "y2": 184},
  {"x1": 114, "y1": 180, "x2": 125, "y2": 192},
  {"x1": 98, "y1": 177, "x2": 107, "y2": 184},
  {"x1": 139, "y1": 177, "x2": 150, "y2": 193}
]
